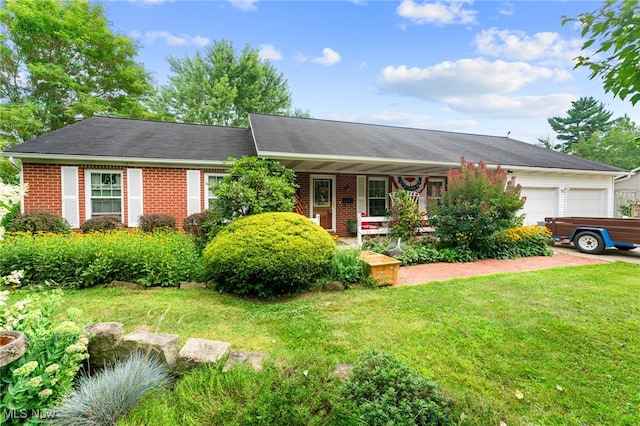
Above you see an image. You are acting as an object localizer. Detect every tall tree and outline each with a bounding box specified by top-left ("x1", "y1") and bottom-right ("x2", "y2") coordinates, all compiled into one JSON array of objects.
[
  {"x1": 0, "y1": 0, "x2": 154, "y2": 147},
  {"x1": 563, "y1": 0, "x2": 640, "y2": 105},
  {"x1": 547, "y1": 96, "x2": 615, "y2": 152},
  {"x1": 571, "y1": 115, "x2": 640, "y2": 170},
  {"x1": 152, "y1": 40, "x2": 294, "y2": 127}
]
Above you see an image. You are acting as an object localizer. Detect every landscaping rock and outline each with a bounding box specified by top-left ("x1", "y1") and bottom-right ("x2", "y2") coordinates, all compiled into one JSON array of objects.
[
  {"x1": 85, "y1": 322, "x2": 123, "y2": 368},
  {"x1": 222, "y1": 350, "x2": 269, "y2": 372},
  {"x1": 118, "y1": 330, "x2": 181, "y2": 371},
  {"x1": 175, "y1": 338, "x2": 232, "y2": 374},
  {"x1": 322, "y1": 281, "x2": 345, "y2": 292},
  {"x1": 179, "y1": 281, "x2": 207, "y2": 290},
  {"x1": 107, "y1": 280, "x2": 146, "y2": 290}
]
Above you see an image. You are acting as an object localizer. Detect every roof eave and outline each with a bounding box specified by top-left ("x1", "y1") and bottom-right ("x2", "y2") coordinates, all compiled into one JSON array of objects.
[{"x1": 1, "y1": 152, "x2": 228, "y2": 168}]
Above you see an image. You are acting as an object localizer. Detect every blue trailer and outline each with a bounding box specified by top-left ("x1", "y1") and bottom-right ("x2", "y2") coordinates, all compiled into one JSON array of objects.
[{"x1": 544, "y1": 217, "x2": 640, "y2": 255}]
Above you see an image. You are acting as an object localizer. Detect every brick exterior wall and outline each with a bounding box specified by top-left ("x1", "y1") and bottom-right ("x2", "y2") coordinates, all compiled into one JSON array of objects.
[
  {"x1": 21, "y1": 163, "x2": 225, "y2": 229},
  {"x1": 22, "y1": 163, "x2": 397, "y2": 237}
]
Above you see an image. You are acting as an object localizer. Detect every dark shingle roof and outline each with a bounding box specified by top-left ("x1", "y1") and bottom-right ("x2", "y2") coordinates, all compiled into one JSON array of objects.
[
  {"x1": 249, "y1": 113, "x2": 625, "y2": 172},
  {"x1": 4, "y1": 116, "x2": 256, "y2": 162}
]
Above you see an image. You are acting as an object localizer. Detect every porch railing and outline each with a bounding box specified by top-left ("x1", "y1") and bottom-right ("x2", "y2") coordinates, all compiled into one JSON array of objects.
[{"x1": 356, "y1": 215, "x2": 434, "y2": 246}]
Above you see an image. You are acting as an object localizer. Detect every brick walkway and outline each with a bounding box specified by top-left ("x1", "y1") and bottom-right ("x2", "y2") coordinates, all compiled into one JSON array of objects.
[{"x1": 395, "y1": 251, "x2": 607, "y2": 286}]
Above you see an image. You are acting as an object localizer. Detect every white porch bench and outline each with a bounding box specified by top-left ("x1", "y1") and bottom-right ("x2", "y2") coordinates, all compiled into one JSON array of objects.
[{"x1": 356, "y1": 215, "x2": 434, "y2": 246}]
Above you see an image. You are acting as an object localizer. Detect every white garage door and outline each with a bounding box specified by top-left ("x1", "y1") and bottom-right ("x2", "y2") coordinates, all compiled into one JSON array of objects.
[
  {"x1": 520, "y1": 187, "x2": 558, "y2": 225},
  {"x1": 566, "y1": 189, "x2": 606, "y2": 217}
]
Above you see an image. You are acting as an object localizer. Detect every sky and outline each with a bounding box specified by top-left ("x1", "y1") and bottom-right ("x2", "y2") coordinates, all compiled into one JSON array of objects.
[{"x1": 101, "y1": 0, "x2": 639, "y2": 144}]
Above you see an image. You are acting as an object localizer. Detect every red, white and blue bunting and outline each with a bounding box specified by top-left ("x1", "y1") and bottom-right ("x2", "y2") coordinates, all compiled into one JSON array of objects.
[{"x1": 391, "y1": 176, "x2": 429, "y2": 193}]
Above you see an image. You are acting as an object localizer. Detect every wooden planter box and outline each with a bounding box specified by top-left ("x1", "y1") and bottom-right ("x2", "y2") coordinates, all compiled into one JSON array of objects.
[{"x1": 360, "y1": 251, "x2": 401, "y2": 286}]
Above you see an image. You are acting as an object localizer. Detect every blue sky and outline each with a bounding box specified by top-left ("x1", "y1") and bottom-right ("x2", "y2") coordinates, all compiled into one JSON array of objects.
[{"x1": 102, "y1": 0, "x2": 639, "y2": 144}]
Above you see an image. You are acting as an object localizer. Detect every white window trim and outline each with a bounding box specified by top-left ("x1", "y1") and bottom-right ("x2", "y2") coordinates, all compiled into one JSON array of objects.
[
  {"x1": 368, "y1": 177, "x2": 388, "y2": 215},
  {"x1": 84, "y1": 169, "x2": 124, "y2": 221},
  {"x1": 426, "y1": 177, "x2": 446, "y2": 199},
  {"x1": 204, "y1": 173, "x2": 226, "y2": 210}
]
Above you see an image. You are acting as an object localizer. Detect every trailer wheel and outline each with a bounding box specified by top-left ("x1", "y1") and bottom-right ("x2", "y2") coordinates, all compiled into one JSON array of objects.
[{"x1": 574, "y1": 231, "x2": 605, "y2": 254}]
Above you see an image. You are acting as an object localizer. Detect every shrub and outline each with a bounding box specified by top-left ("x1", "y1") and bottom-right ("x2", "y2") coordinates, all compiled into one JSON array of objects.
[
  {"x1": 389, "y1": 190, "x2": 424, "y2": 241},
  {"x1": 212, "y1": 156, "x2": 298, "y2": 221},
  {"x1": 0, "y1": 290, "x2": 88, "y2": 425},
  {"x1": 327, "y1": 248, "x2": 370, "y2": 286},
  {"x1": 138, "y1": 214, "x2": 176, "y2": 233},
  {"x1": 203, "y1": 212, "x2": 336, "y2": 298},
  {"x1": 182, "y1": 211, "x2": 225, "y2": 252},
  {"x1": 490, "y1": 224, "x2": 553, "y2": 259},
  {"x1": 50, "y1": 351, "x2": 169, "y2": 426},
  {"x1": 6, "y1": 210, "x2": 70, "y2": 234},
  {"x1": 80, "y1": 215, "x2": 123, "y2": 233},
  {"x1": 0, "y1": 230, "x2": 204, "y2": 288},
  {"x1": 336, "y1": 349, "x2": 454, "y2": 425},
  {"x1": 428, "y1": 158, "x2": 525, "y2": 258}
]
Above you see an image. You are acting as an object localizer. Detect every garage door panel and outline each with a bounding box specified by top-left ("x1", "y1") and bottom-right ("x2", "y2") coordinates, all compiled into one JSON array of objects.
[
  {"x1": 566, "y1": 189, "x2": 606, "y2": 217},
  {"x1": 520, "y1": 188, "x2": 558, "y2": 225}
]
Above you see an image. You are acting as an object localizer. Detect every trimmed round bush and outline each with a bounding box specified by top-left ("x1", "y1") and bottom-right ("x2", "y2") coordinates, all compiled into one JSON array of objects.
[
  {"x1": 81, "y1": 215, "x2": 123, "y2": 233},
  {"x1": 203, "y1": 212, "x2": 336, "y2": 298},
  {"x1": 6, "y1": 210, "x2": 70, "y2": 234}
]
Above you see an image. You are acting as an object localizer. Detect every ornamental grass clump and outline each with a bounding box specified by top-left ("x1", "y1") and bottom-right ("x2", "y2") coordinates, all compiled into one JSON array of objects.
[
  {"x1": 50, "y1": 351, "x2": 169, "y2": 426},
  {"x1": 203, "y1": 212, "x2": 336, "y2": 298}
]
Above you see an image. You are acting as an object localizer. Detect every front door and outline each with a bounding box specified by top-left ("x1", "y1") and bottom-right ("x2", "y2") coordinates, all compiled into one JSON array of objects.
[{"x1": 311, "y1": 176, "x2": 335, "y2": 231}]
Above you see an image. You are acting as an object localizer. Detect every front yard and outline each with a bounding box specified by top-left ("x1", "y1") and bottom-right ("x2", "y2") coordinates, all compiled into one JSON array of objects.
[{"x1": 40, "y1": 262, "x2": 640, "y2": 425}]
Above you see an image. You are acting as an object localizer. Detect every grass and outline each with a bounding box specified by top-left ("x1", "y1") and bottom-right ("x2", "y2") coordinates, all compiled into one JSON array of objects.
[{"x1": 20, "y1": 262, "x2": 640, "y2": 425}]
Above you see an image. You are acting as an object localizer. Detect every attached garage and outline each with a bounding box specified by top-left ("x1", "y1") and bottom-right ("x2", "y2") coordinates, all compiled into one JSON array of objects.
[
  {"x1": 520, "y1": 187, "x2": 558, "y2": 224},
  {"x1": 565, "y1": 189, "x2": 607, "y2": 217}
]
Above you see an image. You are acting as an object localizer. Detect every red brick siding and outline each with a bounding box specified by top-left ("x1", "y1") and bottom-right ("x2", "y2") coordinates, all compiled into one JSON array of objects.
[
  {"x1": 21, "y1": 163, "x2": 226, "y2": 229},
  {"x1": 22, "y1": 164, "x2": 63, "y2": 216}
]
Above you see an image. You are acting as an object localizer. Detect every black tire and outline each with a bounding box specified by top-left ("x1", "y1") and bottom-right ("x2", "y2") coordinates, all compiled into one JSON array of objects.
[{"x1": 574, "y1": 231, "x2": 605, "y2": 254}]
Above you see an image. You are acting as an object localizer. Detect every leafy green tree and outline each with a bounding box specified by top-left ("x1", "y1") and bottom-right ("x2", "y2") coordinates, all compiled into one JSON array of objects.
[
  {"x1": 571, "y1": 115, "x2": 640, "y2": 170},
  {"x1": 428, "y1": 158, "x2": 525, "y2": 259},
  {"x1": 211, "y1": 156, "x2": 297, "y2": 221},
  {"x1": 547, "y1": 96, "x2": 615, "y2": 152},
  {"x1": 0, "y1": 0, "x2": 154, "y2": 147},
  {"x1": 152, "y1": 40, "x2": 294, "y2": 127},
  {"x1": 563, "y1": 0, "x2": 640, "y2": 105}
]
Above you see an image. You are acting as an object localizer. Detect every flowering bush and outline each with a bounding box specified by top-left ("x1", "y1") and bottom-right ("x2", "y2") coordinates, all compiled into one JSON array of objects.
[
  {"x1": 0, "y1": 290, "x2": 88, "y2": 425},
  {"x1": 428, "y1": 158, "x2": 525, "y2": 259},
  {"x1": 490, "y1": 224, "x2": 553, "y2": 259},
  {"x1": 0, "y1": 182, "x2": 27, "y2": 240}
]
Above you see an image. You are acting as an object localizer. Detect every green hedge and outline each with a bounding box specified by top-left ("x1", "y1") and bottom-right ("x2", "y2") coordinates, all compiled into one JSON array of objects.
[
  {"x1": 203, "y1": 212, "x2": 336, "y2": 298},
  {"x1": 0, "y1": 230, "x2": 204, "y2": 288}
]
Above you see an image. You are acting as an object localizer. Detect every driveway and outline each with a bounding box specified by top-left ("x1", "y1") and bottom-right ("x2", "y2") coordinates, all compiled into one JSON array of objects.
[{"x1": 550, "y1": 243, "x2": 640, "y2": 264}]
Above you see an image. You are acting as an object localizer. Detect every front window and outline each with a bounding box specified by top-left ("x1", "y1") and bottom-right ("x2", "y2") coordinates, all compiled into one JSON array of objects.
[
  {"x1": 90, "y1": 172, "x2": 122, "y2": 216},
  {"x1": 206, "y1": 173, "x2": 225, "y2": 209},
  {"x1": 368, "y1": 178, "x2": 388, "y2": 216},
  {"x1": 427, "y1": 178, "x2": 446, "y2": 203}
]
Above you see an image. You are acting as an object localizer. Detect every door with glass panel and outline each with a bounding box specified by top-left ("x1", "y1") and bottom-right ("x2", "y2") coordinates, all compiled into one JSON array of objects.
[{"x1": 311, "y1": 176, "x2": 335, "y2": 231}]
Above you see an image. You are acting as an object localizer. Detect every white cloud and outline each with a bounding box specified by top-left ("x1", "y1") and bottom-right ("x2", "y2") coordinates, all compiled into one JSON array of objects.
[
  {"x1": 229, "y1": 0, "x2": 258, "y2": 11},
  {"x1": 474, "y1": 28, "x2": 582, "y2": 63},
  {"x1": 378, "y1": 58, "x2": 558, "y2": 100},
  {"x1": 258, "y1": 44, "x2": 282, "y2": 61},
  {"x1": 130, "y1": 31, "x2": 210, "y2": 47},
  {"x1": 498, "y1": 2, "x2": 514, "y2": 16},
  {"x1": 444, "y1": 93, "x2": 576, "y2": 118},
  {"x1": 311, "y1": 48, "x2": 341, "y2": 66},
  {"x1": 397, "y1": 0, "x2": 477, "y2": 25}
]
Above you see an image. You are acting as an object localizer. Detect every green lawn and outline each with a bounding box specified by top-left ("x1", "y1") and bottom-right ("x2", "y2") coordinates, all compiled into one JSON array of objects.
[{"x1": 41, "y1": 262, "x2": 640, "y2": 425}]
